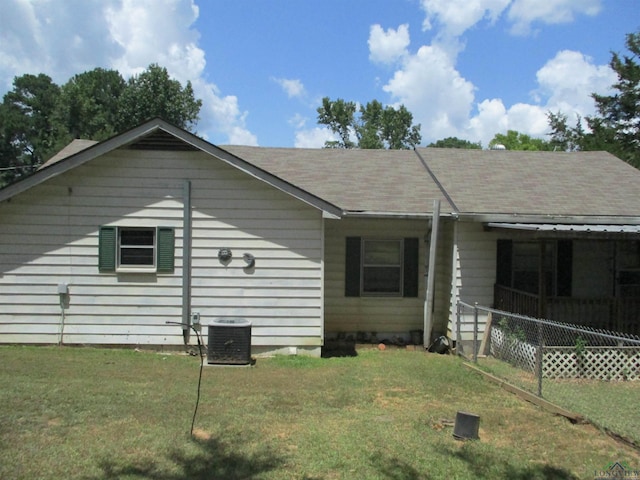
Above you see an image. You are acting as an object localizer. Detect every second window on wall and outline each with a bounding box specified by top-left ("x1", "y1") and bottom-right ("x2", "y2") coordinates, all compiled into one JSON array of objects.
[
  {"x1": 345, "y1": 236, "x2": 419, "y2": 298},
  {"x1": 362, "y1": 239, "x2": 403, "y2": 295}
]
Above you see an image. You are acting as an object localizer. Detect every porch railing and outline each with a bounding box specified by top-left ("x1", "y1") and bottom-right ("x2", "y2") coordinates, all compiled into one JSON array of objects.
[{"x1": 494, "y1": 284, "x2": 640, "y2": 336}]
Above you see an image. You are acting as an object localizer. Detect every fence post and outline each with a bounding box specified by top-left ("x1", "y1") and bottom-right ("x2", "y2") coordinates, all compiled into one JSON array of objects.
[
  {"x1": 473, "y1": 302, "x2": 478, "y2": 363},
  {"x1": 536, "y1": 321, "x2": 544, "y2": 397},
  {"x1": 456, "y1": 301, "x2": 462, "y2": 357}
]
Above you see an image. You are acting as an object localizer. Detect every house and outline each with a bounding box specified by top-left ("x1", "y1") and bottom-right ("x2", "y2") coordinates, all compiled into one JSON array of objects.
[{"x1": 1, "y1": 118, "x2": 639, "y2": 356}]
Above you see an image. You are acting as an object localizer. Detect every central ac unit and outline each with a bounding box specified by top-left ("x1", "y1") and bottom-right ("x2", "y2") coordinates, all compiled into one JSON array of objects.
[{"x1": 207, "y1": 319, "x2": 252, "y2": 365}]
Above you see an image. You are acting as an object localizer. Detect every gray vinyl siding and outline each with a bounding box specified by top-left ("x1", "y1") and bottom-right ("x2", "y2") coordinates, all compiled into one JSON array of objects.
[{"x1": 0, "y1": 149, "x2": 323, "y2": 348}]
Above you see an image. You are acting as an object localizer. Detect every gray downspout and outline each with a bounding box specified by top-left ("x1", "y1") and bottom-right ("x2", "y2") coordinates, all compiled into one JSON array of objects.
[
  {"x1": 414, "y1": 148, "x2": 458, "y2": 349},
  {"x1": 424, "y1": 199, "x2": 440, "y2": 347},
  {"x1": 182, "y1": 180, "x2": 192, "y2": 346}
]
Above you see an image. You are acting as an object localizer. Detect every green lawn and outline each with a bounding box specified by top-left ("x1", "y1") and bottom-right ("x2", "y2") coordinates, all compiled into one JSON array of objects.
[
  {"x1": 0, "y1": 346, "x2": 638, "y2": 479},
  {"x1": 476, "y1": 356, "x2": 640, "y2": 446}
]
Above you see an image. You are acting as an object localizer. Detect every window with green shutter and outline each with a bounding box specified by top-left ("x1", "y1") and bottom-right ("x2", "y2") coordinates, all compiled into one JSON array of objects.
[
  {"x1": 157, "y1": 227, "x2": 175, "y2": 273},
  {"x1": 98, "y1": 226, "x2": 117, "y2": 272},
  {"x1": 98, "y1": 226, "x2": 175, "y2": 274}
]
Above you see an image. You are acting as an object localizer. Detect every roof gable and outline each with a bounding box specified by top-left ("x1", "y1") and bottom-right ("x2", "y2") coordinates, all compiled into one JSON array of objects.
[{"x1": 0, "y1": 119, "x2": 342, "y2": 218}]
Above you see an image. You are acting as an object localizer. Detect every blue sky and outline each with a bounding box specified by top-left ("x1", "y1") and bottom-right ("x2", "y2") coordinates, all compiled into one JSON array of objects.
[{"x1": 1, "y1": 0, "x2": 638, "y2": 148}]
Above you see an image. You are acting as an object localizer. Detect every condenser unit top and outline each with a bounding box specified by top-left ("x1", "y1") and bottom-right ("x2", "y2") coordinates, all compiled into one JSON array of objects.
[{"x1": 210, "y1": 318, "x2": 252, "y2": 328}]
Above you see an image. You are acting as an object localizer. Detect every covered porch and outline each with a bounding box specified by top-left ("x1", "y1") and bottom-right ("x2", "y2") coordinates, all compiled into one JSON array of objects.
[
  {"x1": 494, "y1": 284, "x2": 640, "y2": 335},
  {"x1": 489, "y1": 223, "x2": 640, "y2": 337}
]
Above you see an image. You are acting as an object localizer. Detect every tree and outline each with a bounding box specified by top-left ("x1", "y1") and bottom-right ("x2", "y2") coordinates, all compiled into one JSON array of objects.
[
  {"x1": 489, "y1": 130, "x2": 552, "y2": 151},
  {"x1": 57, "y1": 68, "x2": 126, "y2": 141},
  {"x1": 317, "y1": 97, "x2": 421, "y2": 149},
  {"x1": 116, "y1": 64, "x2": 202, "y2": 131},
  {"x1": 428, "y1": 137, "x2": 481, "y2": 149},
  {"x1": 589, "y1": 30, "x2": 640, "y2": 167},
  {"x1": 317, "y1": 97, "x2": 357, "y2": 148},
  {"x1": 547, "y1": 30, "x2": 640, "y2": 168},
  {"x1": 0, "y1": 64, "x2": 203, "y2": 187},
  {"x1": 0, "y1": 74, "x2": 64, "y2": 184}
]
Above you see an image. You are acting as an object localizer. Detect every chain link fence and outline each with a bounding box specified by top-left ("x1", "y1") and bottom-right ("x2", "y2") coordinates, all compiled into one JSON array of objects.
[{"x1": 456, "y1": 300, "x2": 640, "y2": 445}]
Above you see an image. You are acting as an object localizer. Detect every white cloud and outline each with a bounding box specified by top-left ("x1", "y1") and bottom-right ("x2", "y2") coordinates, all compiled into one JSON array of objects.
[
  {"x1": 294, "y1": 127, "x2": 336, "y2": 148},
  {"x1": 419, "y1": 0, "x2": 602, "y2": 38},
  {"x1": 535, "y1": 50, "x2": 615, "y2": 114},
  {"x1": 368, "y1": 24, "x2": 410, "y2": 65},
  {"x1": 374, "y1": 0, "x2": 613, "y2": 147},
  {"x1": 272, "y1": 77, "x2": 307, "y2": 99},
  {"x1": 0, "y1": 0, "x2": 122, "y2": 88},
  {"x1": 0, "y1": 0, "x2": 257, "y2": 145},
  {"x1": 508, "y1": 0, "x2": 601, "y2": 35},
  {"x1": 420, "y1": 0, "x2": 511, "y2": 37},
  {"x1": 462, "y1": 51, "x2": 614, "y2": 145},
  {"x1": 382, "y1": 43, "x2": 476, "y2": 141},
  {"x1": 288, "y1": 113, "x2": 307, "y2": 130}
]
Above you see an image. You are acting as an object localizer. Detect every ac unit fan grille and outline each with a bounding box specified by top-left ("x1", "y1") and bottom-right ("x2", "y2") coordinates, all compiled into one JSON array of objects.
[{"x1": 207, "y1": 320, "x2": 252, "y2": 365}]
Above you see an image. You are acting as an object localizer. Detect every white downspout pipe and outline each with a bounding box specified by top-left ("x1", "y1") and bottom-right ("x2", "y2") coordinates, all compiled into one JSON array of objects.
[
  {"x1": 424, "y1": 199, "x2": 440, "y2": 348},
  {"x1": 182, "y1": 180, "x2": 192, "y2": 346}
]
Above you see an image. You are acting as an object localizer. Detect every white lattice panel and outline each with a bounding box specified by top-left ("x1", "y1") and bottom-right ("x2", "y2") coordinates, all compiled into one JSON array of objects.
[
  {"x1": 490, "y1": 328, "x2": 537, "y2": 372},
  {"x1": 543, "y1": 347, "x2": 640, "y2": 380}
]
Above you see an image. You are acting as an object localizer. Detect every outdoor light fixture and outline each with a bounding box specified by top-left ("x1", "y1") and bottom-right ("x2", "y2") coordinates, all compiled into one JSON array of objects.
[
  {"x1": 243, "y1": 253, "x2": 255, "y2": 268},
  {"x1": 218, "y1": 248, "x2": 232, "y2": 263}
]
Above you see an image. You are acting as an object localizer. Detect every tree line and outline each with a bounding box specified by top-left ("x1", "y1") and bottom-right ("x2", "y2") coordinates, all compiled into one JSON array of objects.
[
  {"x1": 317, "y1": 30, "x2": 640, "y2": 170},
  {"x1": 0, "y1": 29, "x2": 638, "y2": 188},
  {"x1": 0, "y1": 64, "x2": 202, "y2": 186}
]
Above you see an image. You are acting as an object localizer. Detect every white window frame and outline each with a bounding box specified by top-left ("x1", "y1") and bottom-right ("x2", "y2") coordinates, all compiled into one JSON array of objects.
[{"x1": 117, "y1": 227, "x2": 157, "y2": 271}]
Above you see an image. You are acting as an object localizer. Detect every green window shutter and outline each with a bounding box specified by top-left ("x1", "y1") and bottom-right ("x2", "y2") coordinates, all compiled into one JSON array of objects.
[
  {"x1": 156, "y1": 227, "x2": 175, "y2": 273},
  {"x1": 345, "y1": 237, "x2": 361, "y2": 297},
  {"x1": 403, "y1": 237, "x2": 419, "y2": 297},
  {"x1": 98, "y1": 226, "x2": 117, "y2": 272}
]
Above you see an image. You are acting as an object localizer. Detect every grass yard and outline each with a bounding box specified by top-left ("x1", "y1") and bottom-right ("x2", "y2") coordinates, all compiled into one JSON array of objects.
[
  {"x1": 476, "y1": 356, "x2": 640, "y2": 447},
  {"x1": 0, "y1": 346, "x2": 638, "y2": 480}
]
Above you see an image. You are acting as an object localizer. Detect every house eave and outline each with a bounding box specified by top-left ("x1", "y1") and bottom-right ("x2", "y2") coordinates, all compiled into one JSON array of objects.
[
  {"x1": 342, "y1": 210, "x2": 454, "y2": 220},
  {"x1": 456, "y1": 213, "x2": 640, "y2": 226}
]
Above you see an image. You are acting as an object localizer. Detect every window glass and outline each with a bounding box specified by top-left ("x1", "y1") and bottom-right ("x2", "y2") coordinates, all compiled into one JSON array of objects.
[
  {"x1": 362, "y1": 239, "x2": 402, "y2": 295},
  {"x1": 512, "y1": 242, "x2": 555, "y2": 295},
  {"x1": 119, "y1": 228, "x2": 155, "y2": 267}
]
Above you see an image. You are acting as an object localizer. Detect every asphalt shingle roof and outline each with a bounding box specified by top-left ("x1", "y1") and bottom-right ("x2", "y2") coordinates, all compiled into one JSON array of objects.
[
  {"x1": 222, "y1": 146, "x2": 452, "y2": 215},
  {"x1": 223, "y1": 145, "x2": 640, "y2": 218}
]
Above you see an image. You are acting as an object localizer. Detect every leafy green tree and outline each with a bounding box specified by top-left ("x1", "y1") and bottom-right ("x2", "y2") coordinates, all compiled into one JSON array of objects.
[
  {"x1": 547, "y1": 30, "x2": 640, "y2": 168},
  {"x1": 317, "y1": 97, "x2": 357, "y2": 148},
  {"x1": 589, "y1": 30, "x2": 640, "y2": 167},
  {"x1": 489, "y1": 130, "x2": 552, "y2": 151},
  {"x1": 57, "y1": 68, "x2": 126, "y2": 141},
  {"x1": 428, "y1": 137, "x2": 482, "y2": 149},
  {"x1": 116, "y1": 64, "x2": 202, "y2": 131},
  {"x1": 317, "y1": 97, "x2": 421, "y2": 149},
  {"x1": 0, "y1": 74, "x2": 64, "y2": 184},
  {"x1": 0, "y1": 64, "x2": 203, "y2": 187}
]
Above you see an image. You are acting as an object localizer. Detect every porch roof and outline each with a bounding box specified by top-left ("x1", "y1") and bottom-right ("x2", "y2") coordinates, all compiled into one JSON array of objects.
[{"x1": 487, "y1": 223, "x2": 640, "y2": 234}]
